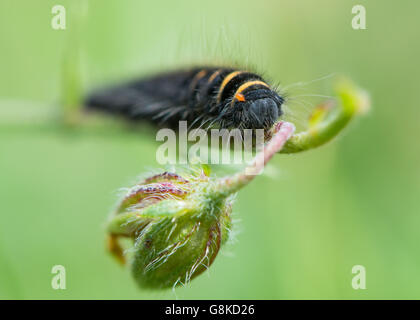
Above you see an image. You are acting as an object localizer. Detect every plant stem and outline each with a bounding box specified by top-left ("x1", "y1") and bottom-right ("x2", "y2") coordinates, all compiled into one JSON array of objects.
[
  {"x1": 279, "y1": 78, "x2": 370, "y2": 153},
  {"x1": 215, "y1": 121, "x2": 295, "y2": 196},
  {"x1": 60, "y1": 1, "x2": 88, "y2": 126}
]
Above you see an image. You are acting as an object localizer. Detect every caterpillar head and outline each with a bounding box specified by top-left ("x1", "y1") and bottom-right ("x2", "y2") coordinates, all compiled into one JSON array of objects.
[{"x1": 234, "y1": 89, "x2": 284, "y2": 129}]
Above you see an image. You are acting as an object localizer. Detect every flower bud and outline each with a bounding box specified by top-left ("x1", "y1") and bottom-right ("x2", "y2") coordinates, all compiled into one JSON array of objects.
[{"x1": 107, "y1": 167, "x2": 233, "y2": 289}]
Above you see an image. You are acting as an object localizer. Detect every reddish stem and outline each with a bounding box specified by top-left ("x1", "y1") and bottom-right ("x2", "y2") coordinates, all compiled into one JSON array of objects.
[{"x1": 216, "y1": 121, "x2": 295, "y2": 195}]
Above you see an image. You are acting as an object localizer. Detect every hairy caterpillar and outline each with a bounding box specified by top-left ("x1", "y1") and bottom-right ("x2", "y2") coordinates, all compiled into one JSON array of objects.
[{"x1": 85, "y1": 67, "x2": 284, "y2": 130}]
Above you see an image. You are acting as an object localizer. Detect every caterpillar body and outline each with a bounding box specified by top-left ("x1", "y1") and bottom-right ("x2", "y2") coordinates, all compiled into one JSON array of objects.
[{"x1": 85, "y1": 67, "x2": 284, "y2": 130}]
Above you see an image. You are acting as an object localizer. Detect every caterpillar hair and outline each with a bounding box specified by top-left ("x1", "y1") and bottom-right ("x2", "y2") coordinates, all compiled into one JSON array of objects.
[{"x1": 85, "y1": 67, "x2": 284, "y2": 130}]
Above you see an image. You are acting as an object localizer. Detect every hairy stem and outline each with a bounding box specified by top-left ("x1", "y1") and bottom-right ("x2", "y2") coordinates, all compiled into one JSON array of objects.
[{"x1": 214, "y1": 121, "x2": 295, "y2": 196}]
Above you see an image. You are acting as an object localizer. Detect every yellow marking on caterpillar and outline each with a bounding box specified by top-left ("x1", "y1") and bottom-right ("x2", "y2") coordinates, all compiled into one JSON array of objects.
[
  {"x1": 190, "y1": 70, "x2": 208, "y2": 91},
  {"x1": 208, "y1": 69, "x2": 221, "y2": 83},
  {"x1": 217, "y1": 71, "x2": 244, "y2": 103},
  {"x1": 236, "y1": 80, "x2": 269, "y2": 94},
  {"x1": 230, "y1": 80, "x2": 270, "y2": 107}
]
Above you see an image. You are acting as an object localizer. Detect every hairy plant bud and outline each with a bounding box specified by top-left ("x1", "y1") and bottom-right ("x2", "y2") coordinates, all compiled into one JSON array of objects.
[{"x1": 107, "y1": 167, "x2": 233, "y2": 289}]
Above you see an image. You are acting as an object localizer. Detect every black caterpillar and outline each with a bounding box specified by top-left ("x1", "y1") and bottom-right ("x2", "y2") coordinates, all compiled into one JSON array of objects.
[{"x1": 85, "y1": 67, "x2": 284, "y2": 130}]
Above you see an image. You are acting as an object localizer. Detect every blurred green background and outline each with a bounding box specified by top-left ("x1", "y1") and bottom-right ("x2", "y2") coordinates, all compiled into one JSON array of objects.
[{"x1": 0, "y1": 0, "x2": 419, "y2": 299}]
